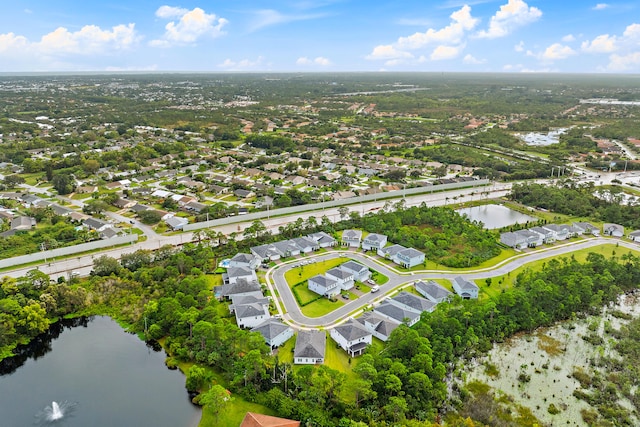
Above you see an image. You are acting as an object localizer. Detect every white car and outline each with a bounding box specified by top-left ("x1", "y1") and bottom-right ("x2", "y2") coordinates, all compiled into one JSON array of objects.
[{"x1": 370, "y1": 285, "x2": 380, "y2": 293}]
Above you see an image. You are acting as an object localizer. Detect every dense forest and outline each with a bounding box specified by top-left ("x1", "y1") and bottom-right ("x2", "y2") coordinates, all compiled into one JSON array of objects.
[{"x1": 509, "y1": 181, "x2": 640, "y2": 229}]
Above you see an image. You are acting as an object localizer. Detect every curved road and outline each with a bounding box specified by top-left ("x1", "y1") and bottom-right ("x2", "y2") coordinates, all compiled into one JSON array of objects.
[{"x1": 266, "y1": 237, "x2": 640, "y2": 329}]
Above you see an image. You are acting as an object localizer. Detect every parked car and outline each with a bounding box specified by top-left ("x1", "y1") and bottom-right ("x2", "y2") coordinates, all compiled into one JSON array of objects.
[{"x1": 370, "y1": 285, "x2": 380, "y2": 293}]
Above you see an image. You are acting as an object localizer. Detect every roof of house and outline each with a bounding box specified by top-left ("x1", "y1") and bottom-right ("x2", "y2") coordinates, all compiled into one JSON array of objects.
[
  {"x1": 294, "y1": 330, "x2": 326, "y2": 359},
  {"x1": 331, "y1": 319, "x2": 371, "y2": 342},
  {"x1": 391, "y1": 291, "x2": 436, "y2": 312},
  {"x1": 251, "y1": 244, "x2": 280, "y2": 259},
  {"x1": 326, "y1": 267, "x2": 353, "y2": 280},
  {"x1": 308, "y1": 231, "x2": 335, "y2": 245},
  {"x1": 240, "y1": 412, "x2": 300, "y2": 427},
  {"x1": 342, "y1": 229, "x2": 362, "y2": 240},
  {"x1": 398, "y1": 247, "x2": 424, "y2": 259},
  {"x1": 220, "y1": 279, "x2": 262, "y2": 297},
  {"x1": 235, "y1": 303, "x2": 267, "y2": 319},
  {"x1": 309, "y1": 275, "x2": 337, "y2": 288},
  {"x1": 453, "y1": 276, "x2": 479, "y2": 291},
  {"x1": 83, "y1": 217, "x2": 109, "y2": 229},
  {"x1": 231, "y1": 253, "x2": 257, "y2": 263},
  {"x1": 165, "y1": 216, "x2": 188, "y2": 228},
  {"x1": 291, "y1": 236, "x2": 317, "y2": 249},
  {"x1": 358, "y1": 311, "x2": 401, "y2": 336},
  {"x1": 375, "y1": 301, "x2": 421, "y2": 324},
  {"x1": 340, "y1": 260, "x2": 367, "y2": 273},
  {"x1": 629, "y1": 230, "x2": 640, "y2": 237},
  {"x1": 251, "y1": 319, "x2": 292, "y2": 341},
  {"x1": 415, "y1": 280, "x2": 452, "y2": 300},
  {"x1": 227, "y1": 266, "x2": 254, "y2": 279},
  {"x1": 364, "y1": 233, "x2": 387, "y2": 243},
  {"x1": 379, "y1": 244, "x2": 406, "y2": 256}
]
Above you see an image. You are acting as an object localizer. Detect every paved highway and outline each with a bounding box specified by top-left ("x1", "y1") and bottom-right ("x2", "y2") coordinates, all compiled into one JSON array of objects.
[{"x1": 266, "y1": 237, "x2": 640, "y2": 330}]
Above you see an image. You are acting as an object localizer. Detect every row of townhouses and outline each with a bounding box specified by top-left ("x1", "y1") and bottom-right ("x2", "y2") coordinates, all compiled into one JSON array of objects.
[{"x1": 341, "y1": 230, "x2": 426, "y2": 268}]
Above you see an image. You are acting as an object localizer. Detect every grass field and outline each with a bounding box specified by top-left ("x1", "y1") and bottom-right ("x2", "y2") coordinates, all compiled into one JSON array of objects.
[
  {"x1": 284, "y1": 258, "x2": 345, "y2": 286},
  {"x1": 301, "y1": 297, "x2": 344, "y2": 317}
]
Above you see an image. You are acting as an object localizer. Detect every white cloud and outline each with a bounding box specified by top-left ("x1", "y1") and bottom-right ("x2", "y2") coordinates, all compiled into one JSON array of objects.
[
  {"x1": 562, "y1": 34, "x2": 576, "y2": 42},
  {"x1": 296, "y1": 56, "x2": 331, "y2": 66},
  {"x1": 593, "y1": 3, "x2": 609, "y2": 10},
  {"x1": 368, "y1": 5, "x2": 477, "y2": 63},
  {"x1": 155, "y1": 6, "x2": 189, "y2": 19},
  {"x1": 150, "y1": 6, "x2": 228, "y2": 47},
  {"x1": 514, "y1": 40, "x2": 525, "y2": 52},
  {"x1": 430, "y1": 44, "x2": 464, "y2": 60},
  {"x1": 396, "y1": 5, "x2": 478, "y2": 50},
  {"x1": 624, "y1": 23, "x2": 640, "y2": 40},
  {"x1": 463, "y1": 54, "x2": 485, "y2": 64},
  {"x1": 248, "y1": 9, "x2": 326, "y2": 32},
  {"x1": 581, "y1": 34, "x2": 618, "y2": 53},
  {"x1": 541, "y1": 43, "x2": 576, "y2": 60},
  {"x1": 0, "y1": 24, "x2": 138, "y2": 57},
  {"x1": 218, "y1": 56, "x2": 265, "y2": 70},
  {"x1": 366, "y1": 45, "x2": 414, "y2": 60},
  {"x1": 608, "y1": 51, "x2": 640, "y2": 71},
  {"x1": 476, "y1": 0, "x2": 542, "y2": 39}
]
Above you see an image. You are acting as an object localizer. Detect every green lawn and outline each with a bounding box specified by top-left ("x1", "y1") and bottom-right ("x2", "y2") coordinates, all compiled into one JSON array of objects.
[
  {"x1": 370, "y1": 270, "x2": 389, "y2": 284},
  {"x1": 200, "y1": 397, "x2": 276, "y2": 427},
  {"x1": 301, "y1": 297, "x2": 344, "y2": 318},
  {"x1": 284, "y1": 258, "x2": 345, "y2": 286},
  {"x1": 292, "y1": 283, "x2": 320, "y2": 305},
  {"x1": 205, "y1": 274, "x2": 223, "y2": 290}
]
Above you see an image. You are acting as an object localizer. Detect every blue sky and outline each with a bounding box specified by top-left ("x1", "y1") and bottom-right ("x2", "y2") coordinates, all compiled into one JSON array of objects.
[{"x1": 0, "y1": 0, "x2": 638, "y2": 73}]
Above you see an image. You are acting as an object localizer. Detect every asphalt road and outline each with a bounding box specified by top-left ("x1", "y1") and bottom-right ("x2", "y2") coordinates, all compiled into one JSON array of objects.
[{"x1": 266, "y1": 237, "x2": 640, "y2": 330}]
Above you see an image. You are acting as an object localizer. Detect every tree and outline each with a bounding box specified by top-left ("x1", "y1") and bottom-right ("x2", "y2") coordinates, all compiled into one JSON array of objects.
[
  {"x1": 138, "y1": 210, "x2": 163, "y2": 225},
  {"x1": 338, "y1": 206, "x2": 349, "y2": 220},
  {"x1": 185, "y1": 365, "x2": 212, "y2": 392},
  {"x1": 3, "y1": 174, "x2": 25, "y2": 189},
  {"x1": 197, "y1": 385, "x2": 232, "y2": 423},
  {"x1": 52, "y1": 174, "x2": 75, "y2": 195},
  {"x1": 93, "y1": 255, "x2": 121, "y2": 276},
  {"x1": 83, "y1": 199, "x2": 109, "y2": 215}
]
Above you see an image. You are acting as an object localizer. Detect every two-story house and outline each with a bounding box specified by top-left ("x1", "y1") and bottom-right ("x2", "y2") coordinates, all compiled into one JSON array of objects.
[
  {"x1": 341, "y1": 229, "x2": 363, "y2": 248},
  {"x1": 362, "y1": 233, "x2": 388, "y2": 251},
  {"x1": 330, "y1": 319, "x2": 372, "y2": 357},
  {"x1": 294, "y1": 330, "x2": 326, "y2": 364}
]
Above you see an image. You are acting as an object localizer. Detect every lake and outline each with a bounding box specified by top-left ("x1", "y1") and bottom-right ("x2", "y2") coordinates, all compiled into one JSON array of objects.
[
  {"x1": 0, "y1": 316, "x2": 201, "y2": 427},
  {"x1": 517, "y1": 128, "x2": 568, "y2": 146},
  {"x1": 457, "y1": 204, "x2": 537, "y2": 229}
]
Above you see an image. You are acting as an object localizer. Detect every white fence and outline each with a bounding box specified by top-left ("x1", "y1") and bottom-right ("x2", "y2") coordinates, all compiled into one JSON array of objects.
[{"x1": 184, "y1": 179, "x2": 490, "y2": 232}]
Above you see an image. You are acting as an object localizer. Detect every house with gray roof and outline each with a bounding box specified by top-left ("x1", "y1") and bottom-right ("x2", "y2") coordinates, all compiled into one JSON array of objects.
[
  {"x1": 291, "y1": 236, "x2": 318, "y2": 253},
  {"x1": 341, "y1": 229, "x2": 362, "y2": 247},
  {"x1": 389, "y1": 291, "x2": 436, "y2": 314},
  {"x1": 394, "y1": 247, "x2": 425, "y2": 268},
  {"x1": 10, "y1": 216, "x2": 36, "y2": 231},
  {"x1": 251, "y1": 318, "x2": 294, "y2": 350},
  {"x1": 224, "y1": 266, "x2": 257, "y2": 287},
  {"x1": 362, "y1": 233, "x2": 388, "y2": 251},
  {"x1": 308, "y1": 275, "x2": 340, "y2": 298},
  {"x1": 330, "y1": 319, "x2": 372, "y2": 357},
  {"x1": 452, "y1": 276, "x2": 479, "y2": 299},
  {"x1": 603, "y1": 223, "x2": 625, "y2": 237},
  {"x1": 229, "y1": 253, "x2": 260, "y2": 270},
  {"x1": 326, "y1": 267, "x2": 355, "y2": 291},
  {"x1": 216, "y1": 279, "x2": 262, "y2": 300},
  {"x1": 308, "y1": 231, "x2": 336, "y2": 248},
  {"x1": 629, "y1": 230, "x2": 640, "y2": 243},
  {"x1": 374, "y1": 301, "x2": 421, "y2": 327},
  {"x1": 357, "y1": 311, "x2": 401, "y2": 342},
  {"x1": 415, "y1": 280, "x2": 452, "y2": 303},
  {"x1": 229, "y1": 292, "x2": 269, "y2": 313},
  {"x1": 573, "y1": 222, "x2": 600, "y2": 236},
  {"x1": 542, "y1": 224, "x2": 570, "y2": 241},
  {"x1": 235, "y1": 302, "x2": 270, "y2": 329},
  {"x1": 272, "y1": 240, "x2": 301, "y2": 258},
  {"x1": 530, "y1": 226, "x2": 555, "y2": 244},
  {"x1": 294, "y1": 330, "x2": 326, "y2": 364},
  {"x1": 165, "y1": 216, "x2": 189, "y2": 231},
  {"x1": 377, "y1": 244, "x2": 406, "y2": 259},
  {"x1": 251, "y1": 243, "x2": 283, "y2": 261},
  {"x1": 339, "y1": 261, "x2": 371, "y2": 282},
  {"x1": 83, "y1": 217, "x2": 111, "y2": 232}
]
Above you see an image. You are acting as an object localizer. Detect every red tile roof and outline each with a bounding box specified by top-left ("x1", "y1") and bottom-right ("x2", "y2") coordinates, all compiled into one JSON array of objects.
[{"x1": 239, "y1": 412, "x2": 300, "y2": 427}]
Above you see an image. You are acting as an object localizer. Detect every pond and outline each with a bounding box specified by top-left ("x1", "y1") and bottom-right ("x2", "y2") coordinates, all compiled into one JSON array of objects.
[
  {"x1": 517, "y1": 128, "x2": 568, "y2": 146},
  {"x1": 0, "y1": 316, "x2": 201, "y2": 427},
  {"x1": 457, "y1": 204, "x2": 537, "y2": 229}
]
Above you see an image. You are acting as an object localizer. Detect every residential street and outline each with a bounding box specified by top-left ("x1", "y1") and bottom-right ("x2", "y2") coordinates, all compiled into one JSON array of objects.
[{"x1": 266, "y1": 237, "x2": 640, "y2": 329}]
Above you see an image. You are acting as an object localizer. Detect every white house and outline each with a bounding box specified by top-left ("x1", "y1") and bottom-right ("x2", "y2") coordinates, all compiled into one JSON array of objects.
[
  {"x1": 362, "y1": 233, "x2": 388, "y2": 251},
  {"x1": 394, "y1": 247, "x2": 425, "y2": 268},
  {"x1": 308, "y1": 231, "x2": 336, "y2": 248},
  {"x1": 374, "y1": 301, "x2": 421, "y2": 327},
  {"x1": 357, "y1": 311, "x2": 401, "y2": 342},
  {"x1": 573, "y1": 222, "x2": 600, "y2": 236},
  {"x1": 251, "y1": 243, "x2": 283, "y2": 261},
  {"x1": 415, "y1": 280, "x2": 452, "y2": 304},
  {"x1": 326, "y1": 267, "x2": 355, "y2": 291},
  {"x1": 543, "y1": 224, "x2": 570, "y2": 241},
  {"x1": 308, "y1": 275, "x2": 340, "y2": 297},
  {"x1": 603, "y1": 223, "x2": 625, "y2": 237},
  {"x1": 229, "y1": 253, "x2": 260, "y2": 270},
  {"x1": 235, "y1": 302, "x2": 270, "y2": 329},
  {"x1": 341, "y1": 229, "x2": 362, "y2": 247},
  {"x1": 165, "y1": 216, "x2": 189, "y2": 231},
  {"x1": 273, "y1": 240, "x2": 301, "y2": 258},
  {"x1": 224, "y1": 266, "x2": 257, "y2": 285},
  {"x1": 339, "y1": 261, "x2": 371, "y2": 282},
  {"x1": 330, "y1": 319, "x2": 372, "y2": 357},
  {"x1": 251, "y1": 318, "x2": 294, "y2": 349},
  {"x1": 291, "y1": 236, "x2": 318, "y2": 253},
  {"x1": 294, "y1": 330, "x2": 326, "y2": 364},
  {"x1": 530, "y1": 226, "x2": 555, "y2": 244},
  {"x1": 629, "y1": 230, "x2": 640, "y2": 243},
  {"x1": 452, "y1": 276, "x2": 479, "y2": 299},
  {"x1": 378, "y1": 244, "x2": 405, "y2": 259},
  {"x1": 389, "y1": 291, "x2": 436, "y2": 314}
]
